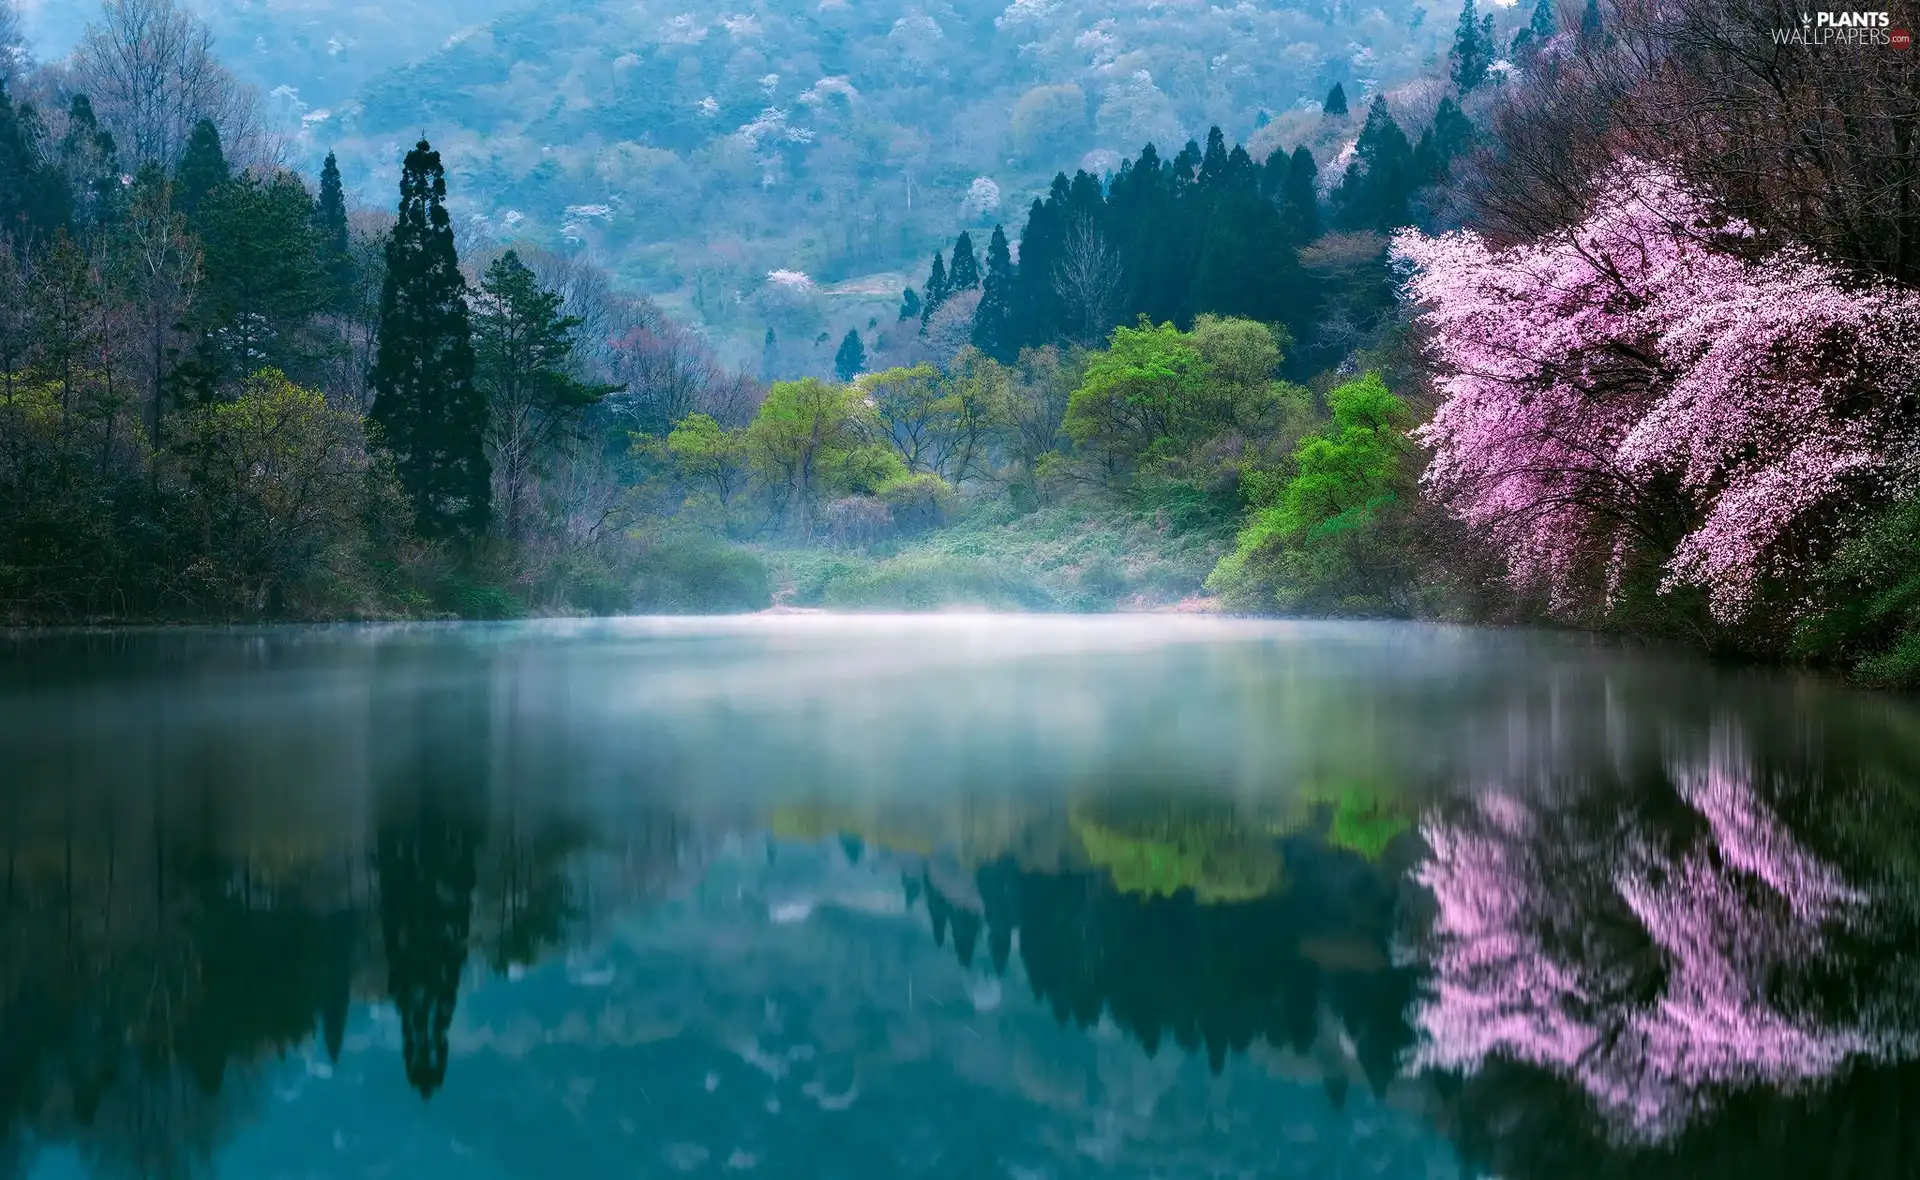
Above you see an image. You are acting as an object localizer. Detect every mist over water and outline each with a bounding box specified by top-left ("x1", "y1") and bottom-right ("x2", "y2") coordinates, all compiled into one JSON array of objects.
[{"x1": 3, "y1": 618, "x2": 1917, "y2": 1178}]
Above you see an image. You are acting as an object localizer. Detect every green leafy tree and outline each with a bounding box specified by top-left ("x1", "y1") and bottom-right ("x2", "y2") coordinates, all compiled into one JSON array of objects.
[
  {"x1": 833, "y1": 327, "x2": 866, "y2": 381},
  {"x1": 1062, "y1": 319, "x2": 1206, "y2": 483},
  {"x1": 1795, "y1": 494, "x2": 1920, "y2": 687},
  {"x1": 474, "y1": 249, "x2": 615, "y2": 541},
  {"x1": 745, "y1": 376, "x2": 905, "y2": 533},
  {"x1": 171, "y1": 369, "x2": 378, "y2": 614},
  {"x1": 1323, "y1": 82, "x2": 1349, "y2": 117},
  {"x1": 970, "y1": 224, "x2": 1018, "y2": 363},
  {"x1": 1208, "y1": 371, "x2": 1412, "y2": 613},
  {"x1": 173, "y1": 117, "x2": 228, "y2": 222},
  {"x1": 665, "y1": 411, "x2": 752, "y2": 529},
  {"x1": 368, "y1": 139, "x2": 489, "y2": 543}
]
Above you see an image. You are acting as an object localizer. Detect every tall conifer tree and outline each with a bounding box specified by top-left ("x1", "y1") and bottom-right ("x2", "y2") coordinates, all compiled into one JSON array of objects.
[
  {"x1": 970, "y1": 224, "x2": 1018, "y2": 363},
  {"x1": 1282, "y1": 146, "x2": 1320, "y2": 242},
  {"x1": 1450, "y1": 0, "x2": 1492, "y2": 93},
  {"x1": 368, "y1": 139, "x2": 489, "y2": 542},
  {"x1": 948, "y1": 231, "x2": 980, "y2": 292},
  {"x1": 174, "y1": 118, "x2": 228, "y2": 221},
  {"x1": 919, "y1": 250, "x2": 949, "y2": 327},
  {"x1": 1323, "y1": 83, "x2": 1348, "y2": 117},
  {"x1": 315, "y1": 151, "x2": 354, "y2": 312},
  {"x1": 833, "y1": 328, "x2": 866, "y2": 381},
  {"x1": 1334, "y1": 97, "x2": 1414, "y2": 233}
]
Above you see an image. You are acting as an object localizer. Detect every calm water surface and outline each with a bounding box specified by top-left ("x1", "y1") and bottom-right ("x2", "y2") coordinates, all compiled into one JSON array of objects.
[{"x1": 3, "y1": 617, "x2": 1918, "y2": 1179}]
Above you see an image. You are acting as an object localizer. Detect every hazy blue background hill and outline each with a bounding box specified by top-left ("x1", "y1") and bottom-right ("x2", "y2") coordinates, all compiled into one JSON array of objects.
[{"x1": 17, "y1": 0, "x2": 1448, "y2": 363}]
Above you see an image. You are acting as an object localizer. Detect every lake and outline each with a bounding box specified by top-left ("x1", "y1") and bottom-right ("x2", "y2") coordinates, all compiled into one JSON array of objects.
[{"x1": 2, "y1": 616, "x2": 1917, "y2": 1179}]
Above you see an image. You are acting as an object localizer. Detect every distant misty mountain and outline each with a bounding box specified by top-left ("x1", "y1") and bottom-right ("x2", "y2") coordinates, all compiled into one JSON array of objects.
[{"x1": 44, "y1": 0, "x2": 1450, "y2": 358}]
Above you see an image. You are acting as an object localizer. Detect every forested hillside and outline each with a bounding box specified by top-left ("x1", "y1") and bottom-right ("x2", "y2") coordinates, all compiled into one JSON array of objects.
[
  {"x1": 10, "y1": 0, "x2": 1460, "y2": 364},
  {"x1": 4, "y1": 0, "x2": 1918, "y2": 689}
]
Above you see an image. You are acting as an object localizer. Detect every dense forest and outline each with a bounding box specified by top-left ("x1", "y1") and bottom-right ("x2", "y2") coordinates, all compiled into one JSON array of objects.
[{"x1": 3, "y1": 0, "x2": 1918, "y2": 688}]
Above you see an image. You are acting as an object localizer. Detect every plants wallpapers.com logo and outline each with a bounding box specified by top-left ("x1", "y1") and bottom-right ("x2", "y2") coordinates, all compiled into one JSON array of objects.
[{"x1": 1772, "y1": 11, "x2": 1912, "y2": 46}]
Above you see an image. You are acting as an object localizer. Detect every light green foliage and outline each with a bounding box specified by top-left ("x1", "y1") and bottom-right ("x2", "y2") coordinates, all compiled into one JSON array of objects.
[
  {"x1": 818, "y1": 552, "x2": 1055, "y2": 611},
  {"x1": 665, "y1": 412, "x2": 752, "y2": 529},
  {"x1": 1795, "y1": 493, "x2": 1920, "y2": 687},
  {"x1": 1062, "y1": 317, "x2": 1307, "y2": 491},
  {"x1": 745, "y1": 377, "x2": 906, "y2": 533},
  {"x1": 171, "y1": 370, "x2": 384, "y2": 614},
  {"x1": 1069, "y1": 798, "x2": 1286, "y2": 903},
  {"x1": 1063, "y1": 319, "x2": 1206, "y2": 477},
  {"x1": 629, "y1": 535, "x2": 772, "y2": 613},
  {"x1": 1208, "y1": 371, "x2": 1412, "y2": 614}
]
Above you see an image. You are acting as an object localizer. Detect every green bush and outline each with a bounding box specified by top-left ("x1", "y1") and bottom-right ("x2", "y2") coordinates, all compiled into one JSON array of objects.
[
  {"x1": 1795, "y1": 494, "x2": 1920, "y2": 688},
  {"x1": 820, "y1": 553, "x2": 1055, "y2": 611},
  {"x1": 631, "y1": 537, "x2": 772, "y2": 614}
]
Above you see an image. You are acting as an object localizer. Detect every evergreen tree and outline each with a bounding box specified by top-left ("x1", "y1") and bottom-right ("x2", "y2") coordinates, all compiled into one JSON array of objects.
[
  {"x1": 1323, "y1": 83, "x2": 1349, "y2": 117},
  {"x1": 59, "y1": 94, "x2": 121, "y2": 241},
  {"x1": 0, "y1": 83, "x2": 68, "y2": 243},
  {"x1": 970, "y1": 224, "x2": 1018, "y2": 363},
  {"x1": 1189, "y1": 145, "x2": 1296, "y2": 326},
  {"x1": 761, "y1": 327, "x2": 779, "y2": 382},
  {"x1": 1579, "y1": 0, "x2": 1602, "y2": 37},
  {"x1": 833, "y1": 328, "x2": 866, "y2": 381},
  {"x1": 315, "y1": 151, "x2": 354, "y2": 312},
  {"x1": 1010, "y1": 193, "x2": 1061, "y2": 350},
  {"x1": 1333, "y1": 97, "x2": 1415, "y2": 234},
  {"x1": 919, "y1": 250, "x2": 949, "y2": 327},
  {"x1": 1198, "y1": 126, "x2": 1230, "y2": 189},
  {"x1": 174, "y1": 118, "x2": 228, "y2": 221},
  {"x1": 1280, "y1": 146, "x2": 1321, "y2": 243},
  {"x1": 1450, "y1": 0, "x2": 1492, "y2": 93},
  {"x1": 948, "y1": 231, "x2": 980, "y2": 292},
  {"x1": 183, "y1": 171, "x2": 328, "y2": 394},
  {"x1": 474, "y1": 249, "x2": 614, "y2": 541},
  {"x1": 1531, "y1": 0, "x2": 1558, "y2": 37},
  {"x1": 368, "y1": 139, "x2": 489, "y2": 542},
  {"x1": 897, "y1": 286, "x2": 921, "y2": 322}
]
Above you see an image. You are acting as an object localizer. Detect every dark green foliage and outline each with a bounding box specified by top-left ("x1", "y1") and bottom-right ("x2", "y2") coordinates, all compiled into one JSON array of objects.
[
  {"x1": 368, "y1": 139, "x2": 490, "y2": 543},
  {"x1": 1324, "y1": 83, "x2": 1349, "y2": 117},
  {"x1": 630, "y1": 535, "x2": 772, "y2": 612},
  {"x1": 315, "y1": 151, "x2": 356, "y2": 312},
  {"x1": 1334, "y1": 98, "x2": 1415, "y2": 233},
  {"x1": 174, "y1": 118, "x2": 229, "y2": 222},
  {"x1": 919, "y1": 250, "x2": 949, "y2": 326},
  {"x1": 474, "y1": 249, "x2": 614, "y2": 540},
  {"x1": 1209, "y1": 371, "x2": 1413, "y2": 614},
  {"x1": 58, "y1": 95, "x2": 121, "y2": 242},
  {"x1": 377, "y1": 786, "x2": 484, "y2": 1099},
  {"x1": 898, "y1": 286, "x2": 921, "y2": 322},
  {"x1": 1511, "y1": 0, "x2": 1557, "y2": 54},
  {"x1": 0, "y1": 83, "x2": 69, "y2": 243},
  {"x1": 1278, "y1": 146, "x2": 1321, "y2": 242},
  {"x1": 188, "y1": 172, "x2": 329, "y2": 390},
  {"x1": 1580, "y1": 0, "x2": 1602, "y2": 37},
  {"x1": 1795, "y1": 494, "x2": 1920, "y2": 687},
  {"x1": 970, "y1": 224, "x2": 1018, "y2": 362},
  {"x1": 833, "y1": 328, "x2": 866, "y2": 381},
  {"x1": 761, "y1": 327, "x2": 778, "y2": 381},
  {"x1": 948, "y1": 230, "x2": 980, "y2": 292}
]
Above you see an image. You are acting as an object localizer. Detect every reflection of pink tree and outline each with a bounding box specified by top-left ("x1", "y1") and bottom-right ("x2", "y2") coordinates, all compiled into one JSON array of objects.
[{"x1": 1412, "y1": 733, "x2": 1912, "y2": 1141}]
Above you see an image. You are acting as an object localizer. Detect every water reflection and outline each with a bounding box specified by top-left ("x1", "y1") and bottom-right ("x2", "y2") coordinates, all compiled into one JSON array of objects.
[{"x1": 1, "y1": 619, "x2": 1918, "y2": 1177}]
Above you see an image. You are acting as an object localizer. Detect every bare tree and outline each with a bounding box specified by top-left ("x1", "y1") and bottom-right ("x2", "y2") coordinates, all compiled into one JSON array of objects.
[
  {"x1": 118, "y1": 173, "x2": 200, "y2": 477},
  {"x1": 1052, "y1": 215, "x2": 1125, "y2": 346},
  {"x1": 0, "y1": 0, "x2": 27, "y2": 91},
  {"x1": 71, "y1": 0, "x2": 266, "y2": 170},
  {"x1": 1466, "y1": 0, "x2": 1920, "y2": 283}
]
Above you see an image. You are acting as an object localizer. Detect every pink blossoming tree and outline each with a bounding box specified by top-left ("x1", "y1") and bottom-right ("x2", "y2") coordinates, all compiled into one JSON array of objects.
[{"x1": 1392, "y1": 160, "x2": 1920, "y2": 621}]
